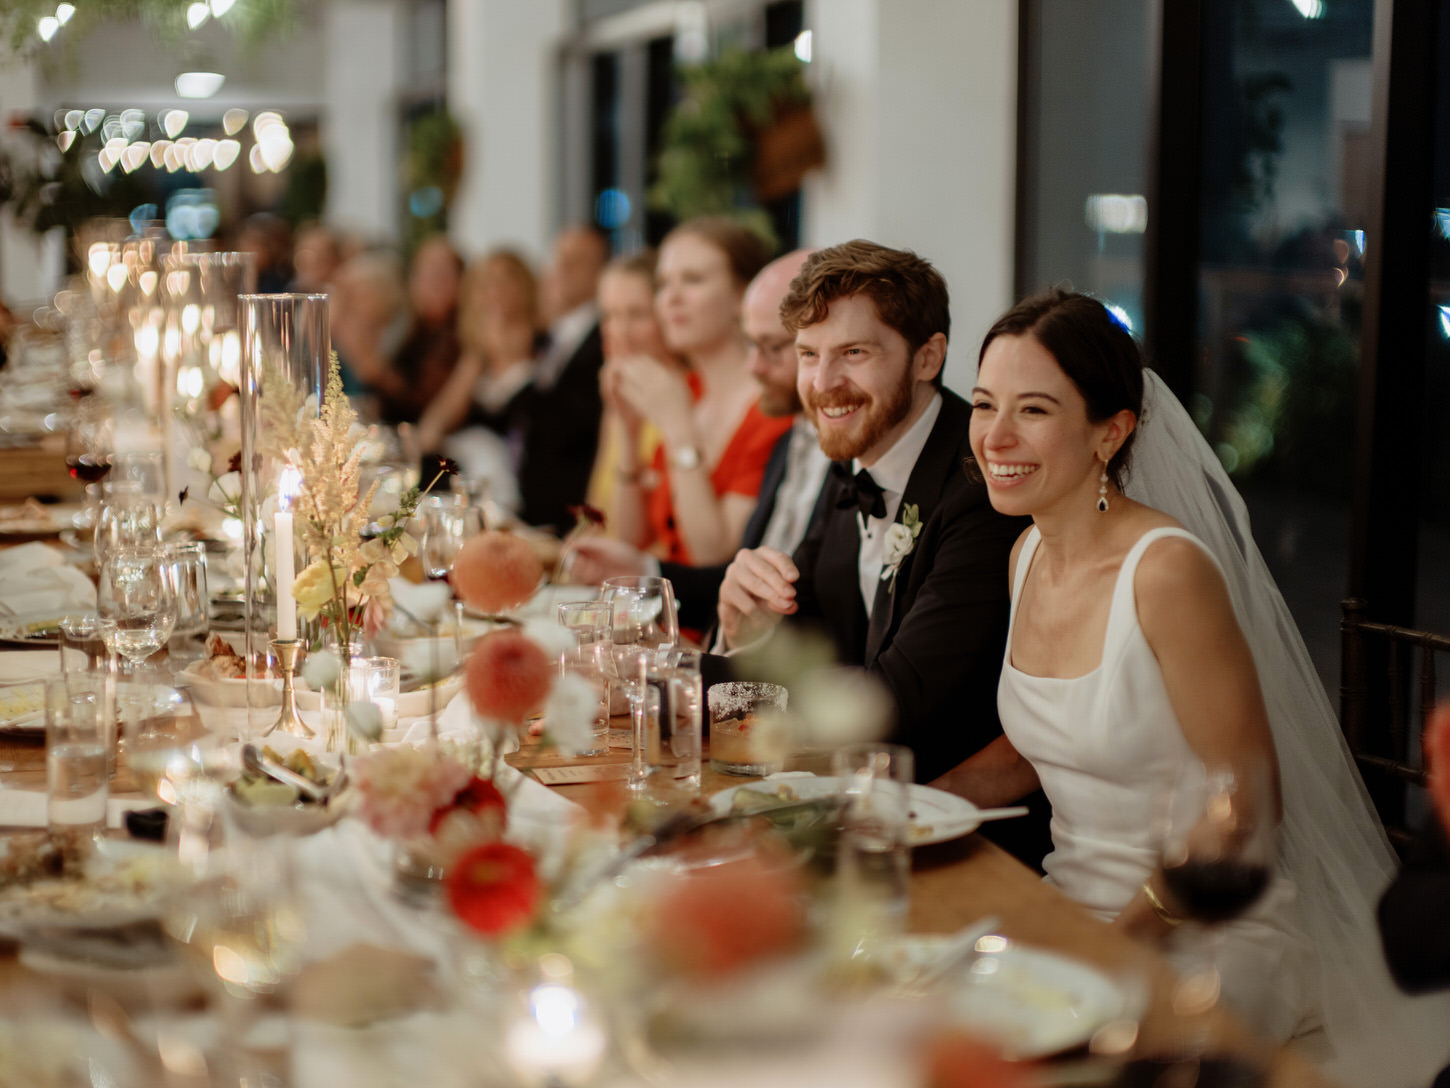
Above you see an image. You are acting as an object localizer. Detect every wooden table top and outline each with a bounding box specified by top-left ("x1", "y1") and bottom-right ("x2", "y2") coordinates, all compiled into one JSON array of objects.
[{"x1": 0, "y1": 719, "x2": 1336, "y2": 1087}]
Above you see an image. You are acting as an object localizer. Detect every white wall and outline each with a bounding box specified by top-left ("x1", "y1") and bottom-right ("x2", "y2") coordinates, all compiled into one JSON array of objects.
[
  {"x1": 322, "y1": 0, "x2": 405, "y2": 240},
  {"x1": 446, "y1": 0, "x2": 570, "y2": 261},
  {"x1": 803, "y1": 0, "x2": 1017, "y2": 391}
]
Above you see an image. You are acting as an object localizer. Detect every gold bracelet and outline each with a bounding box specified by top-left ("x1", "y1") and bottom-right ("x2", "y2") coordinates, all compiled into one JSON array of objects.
[{"x1": 1142, "y1": 880, "x2": 1183, "y2": 927}]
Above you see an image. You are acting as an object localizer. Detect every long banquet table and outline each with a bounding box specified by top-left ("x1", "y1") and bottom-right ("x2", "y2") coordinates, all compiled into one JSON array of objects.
[{"x1": 0, "y1": 717, "x2": 1337, "y2": 1088}]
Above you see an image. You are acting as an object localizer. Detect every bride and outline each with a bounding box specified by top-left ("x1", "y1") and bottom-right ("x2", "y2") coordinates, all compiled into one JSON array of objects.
[{"x1": 934, "y1": 289, "x2": 1449, "y2": 1085}]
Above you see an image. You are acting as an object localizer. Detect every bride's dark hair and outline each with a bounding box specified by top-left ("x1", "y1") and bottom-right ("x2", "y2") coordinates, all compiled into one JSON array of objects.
[{"x1": 978, "y1": 289, "x2": 1144, "y2": 487}]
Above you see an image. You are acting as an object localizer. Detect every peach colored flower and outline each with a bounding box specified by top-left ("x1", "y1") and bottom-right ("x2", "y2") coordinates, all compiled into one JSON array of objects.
[{"x1": 352, "y1": 747, "x2": 472, "y2": 840}]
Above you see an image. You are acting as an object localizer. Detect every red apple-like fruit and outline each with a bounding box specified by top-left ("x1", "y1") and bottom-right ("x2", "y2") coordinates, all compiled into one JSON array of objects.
[
  {"x1": 465, "y1": 629, "x2": 554, "y2": 724},
  {"x1": 452, "y1": 531, "x2": 543, "y2": 615}
]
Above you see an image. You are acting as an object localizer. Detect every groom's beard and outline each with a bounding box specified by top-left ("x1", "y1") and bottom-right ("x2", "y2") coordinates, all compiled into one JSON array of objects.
[{"x1": 805, "y1": 373, "x2": 913, "y2": 462}]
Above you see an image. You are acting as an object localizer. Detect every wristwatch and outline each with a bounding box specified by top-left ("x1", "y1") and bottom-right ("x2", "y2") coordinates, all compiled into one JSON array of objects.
[{"x1": 669, "y1": 445, "x2": 703, "y2": 471}]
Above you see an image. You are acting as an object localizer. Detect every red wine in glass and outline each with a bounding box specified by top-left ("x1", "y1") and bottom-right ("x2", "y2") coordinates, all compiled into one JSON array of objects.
[
  {"x1": 1161, "y1": 858, "x2": 1271, "y2": 925},
  {"x1": 66, "y1": 454, "x2": 113, "y2": 484}
]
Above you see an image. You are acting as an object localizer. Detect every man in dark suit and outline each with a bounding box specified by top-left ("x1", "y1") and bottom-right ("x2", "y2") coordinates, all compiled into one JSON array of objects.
[
  {"x1": 714, "y1": 240, "x2": 1048, "y2": 860},
  {"x1": 568, "y1": 250, "x2": 831, "y2": 631},
  {"x1": 515, "y1": 225, "x2": 609, "y2": 532}
]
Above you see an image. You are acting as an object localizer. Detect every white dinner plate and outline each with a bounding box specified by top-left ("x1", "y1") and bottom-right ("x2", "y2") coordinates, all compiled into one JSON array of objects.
[
  {"x1": 0, "y1": 839, "x2": 188, "y2": 937},
  {"x1": 0, "y1": 663, "x2": 52, "y2": 735},
  {"x1": 891, "y1": 935, "x2": 1141, "y2": 1058},
  {"x1": 708, "y1": 773, "x2": 984, "y2": 845},
  {"x1": 0, "y1": 610, "x2": 67, "y2": 648}
]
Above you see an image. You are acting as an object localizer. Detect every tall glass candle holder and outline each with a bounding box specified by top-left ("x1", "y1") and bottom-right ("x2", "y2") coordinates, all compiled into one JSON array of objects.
[{"x1": 238, "y1": 294, "x2": 328, "y2": 734}]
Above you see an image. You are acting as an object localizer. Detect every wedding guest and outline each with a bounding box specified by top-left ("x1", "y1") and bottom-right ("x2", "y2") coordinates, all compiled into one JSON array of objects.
[
  {"x1": 289, "y1": 222, "x2": 342, "y2": 293},
  {"x1": 334, "y1": 235, "x2": 464, "y2": 426},
  {"x1": 329, "y1": 250, "x2": 409, "y2": 400},
  {"x1": 584, "y1": 250, "x2": 677, "y2": 523},
  {"x1": 236, "y1": 212, "x2": 292, "y2": 293},
  {"x1": 932, "y1": 289, "x2": 1448, "y2": 1082},
  {"x1": 416, "y1": 248, "x2": 542, "y2": 453},
  {"x1": 608, "y1": 217, "x2": 789, "y2": 566},
  {"x1": 510, "y1": 225, "x2": 610, "y2": 532},
  {"x1": 570, "y1": 249, "x2": 828, "y2": 633},
  {"x1": 710, "y1": 242, "x2": 1043, "y2": 861}
]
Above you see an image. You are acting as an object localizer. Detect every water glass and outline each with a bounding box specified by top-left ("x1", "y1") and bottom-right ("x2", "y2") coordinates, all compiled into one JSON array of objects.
[
  {"x1": 120, "y1": 683, "x2": 212, "y2": 804},
  {"x1": 831, "y1": 743, "x2": 915, "y2": 954},
  {"x1": 57, "y1": 611, "x2": 110, "y2": 678},
  {"x1": 348, "y1": 655, "x2": 402, "y2": 735},
  {"x1": 46, "y1": 676, "x2": 112, "y2": 855},
  {"x1": 93, "y1": 481, "x2": 163, "y2": 570},
  {"x1": 598, "y1": 576, "x2": 679, "y2": 791},
  {"x1": 112, "y1": 449, "x2": 166, "y2": 505},
  {"x1": 641, "y1": 649, "x2": 702, "y2": 797},
  {"x1": 97, "y1": 545, "x2": 178, "y2": 673},
  {"x1": 708, "y1": 681, "x2": 790, "y2": 776},
  {"x1": 559, "y1": 643, "x2": 610, "y2": 757},
  {"x1": 165, "y1": 540, "x2": 210, "y2": 663}
]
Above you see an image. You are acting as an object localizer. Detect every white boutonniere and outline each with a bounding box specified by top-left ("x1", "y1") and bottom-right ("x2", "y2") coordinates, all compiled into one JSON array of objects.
[{"x1": 880, "y1": 503, "x2": 922, "y2": 593}]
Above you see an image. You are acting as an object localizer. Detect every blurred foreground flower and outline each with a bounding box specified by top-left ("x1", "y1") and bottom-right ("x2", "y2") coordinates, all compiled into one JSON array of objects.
[
  {"x1": 648, "y1": 846, "x2": 807, "y2": 979},
  {"x1": 466, "y1": 629, "x2": 554, "y2": 725},
  {"x1": 922, "y1": 1029, "x2": 1031, "y2": 1088},
  {"x1": 353, "y1": 746, "x2": 471, "y2": 840},
  {"x1": 447, "y1": 842, "x2": 543, "y2": 938},
  {"x1": 452, "y1": 531, "x2": 544, "y2": 614},
  {"x1": 1427, "y1": 701, "x2": 1450, "y2": 836}
]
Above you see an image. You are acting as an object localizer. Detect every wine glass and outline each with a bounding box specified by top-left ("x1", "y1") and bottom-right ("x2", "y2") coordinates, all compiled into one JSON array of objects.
[
  {"x1": 93, "y1": 482, "x2": 163, "y2": 572},
  {"x1": 65, "y1": 400, "x2": 112, "y2": 529},
  {"x1": 419, "y1": 495, "x2": 484, "y2": 583},
  {"x1": 1156, "y1": 758, "x2": 1277, "y2": 1022},
  {"x1": 97, "y1": 546, "x2": 178, "y2": 676},
  {"x1": 597, "y1": 576, "x2": 679, "y2": 791}
]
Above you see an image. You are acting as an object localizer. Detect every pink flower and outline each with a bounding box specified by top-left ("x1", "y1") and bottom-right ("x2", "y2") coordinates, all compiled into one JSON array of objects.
[
  {"x1": 352, "y1": 747, "x2": 472, "y2": 840},
  {"x1": 361, "y1": 593, "x2": 390, "y2": 639}
]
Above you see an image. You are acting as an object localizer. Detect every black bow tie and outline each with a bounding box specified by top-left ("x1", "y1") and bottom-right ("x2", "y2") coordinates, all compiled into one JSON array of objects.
[{"x1": 834, "y1": 463, "x2": 887, "y2": 521}]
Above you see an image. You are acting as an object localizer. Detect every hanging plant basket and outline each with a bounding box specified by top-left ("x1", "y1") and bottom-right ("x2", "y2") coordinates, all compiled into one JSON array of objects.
[{"x1": 649, "y1": 45, "x2": 825, "y2": 241}]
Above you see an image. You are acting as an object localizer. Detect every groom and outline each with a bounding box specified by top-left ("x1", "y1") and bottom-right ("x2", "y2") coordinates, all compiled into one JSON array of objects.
[{"x1": 714, "y1": 241, "x2": 1046, "y2": 856}]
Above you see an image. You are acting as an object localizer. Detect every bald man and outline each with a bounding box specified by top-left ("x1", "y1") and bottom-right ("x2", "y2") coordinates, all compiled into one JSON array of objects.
[{"x1": 569, "y1": 249, "x2": 832, "y2": 631}]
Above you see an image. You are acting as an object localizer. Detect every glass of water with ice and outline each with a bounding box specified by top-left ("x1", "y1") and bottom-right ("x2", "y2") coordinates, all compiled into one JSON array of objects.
[{"x1": 45, "y1": 676, "x2": 112, "y2": 857}]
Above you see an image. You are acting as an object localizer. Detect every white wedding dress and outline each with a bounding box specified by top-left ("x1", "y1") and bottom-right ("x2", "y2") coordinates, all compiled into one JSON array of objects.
[
  {"x1": 993, "y1": 371, "x2": 1450, "y2": 1086},
  {"x1": 1000, "y1": 525, "x2": 1314, "y2": 1040}
]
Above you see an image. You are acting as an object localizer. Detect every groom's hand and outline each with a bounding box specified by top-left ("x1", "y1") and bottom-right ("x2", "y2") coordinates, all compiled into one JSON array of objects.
[{"x1": 717, "y1": 547, "x2": 798, "y2": 650}]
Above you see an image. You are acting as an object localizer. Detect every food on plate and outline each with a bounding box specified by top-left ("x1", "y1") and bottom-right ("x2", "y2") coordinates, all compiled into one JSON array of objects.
[
  {"x1": 230, "y1": 745, "x2": 335, "y2": 808},
  {"x1": 195, "y1": 633, "x2": 275, "y2": 680},
  {"x1": 0, "y1": 684, "x2": 46, "y2": 722},
  {"x1": 727, "y1": 783, "x2": 799, "y2": 814}
]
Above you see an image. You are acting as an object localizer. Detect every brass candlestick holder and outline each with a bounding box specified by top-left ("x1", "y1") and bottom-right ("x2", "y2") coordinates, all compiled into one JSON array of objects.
[{"x1": 263, "y1": 638, "x2": 314, "y2": 739}]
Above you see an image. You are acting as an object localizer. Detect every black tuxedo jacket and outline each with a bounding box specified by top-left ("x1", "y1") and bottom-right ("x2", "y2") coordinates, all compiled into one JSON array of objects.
[
  {"x1": 663, "y1": 424, "x2": 826, "y2": 632},
  {"x1": 515, "y1": 324, "x2": 605, "y2": 533},
  {"x1": 705, "y1": 389, "x2": 1051, "y2": 866},
  {"x1": 788, "y1": 389, "x2": 1025, "y2": 782}
]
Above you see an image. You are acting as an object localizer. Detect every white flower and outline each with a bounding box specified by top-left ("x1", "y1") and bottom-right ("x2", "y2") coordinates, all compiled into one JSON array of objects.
[
  {"x1": 793, "y1": 667, "x2": 892, "y2": 746},
  {"x1": 185, "y1": 447, "x2": 213, "y2": 474},
  {"x1": 524, "y1": 617, "x2": 574, "y2": 659},
  {"x1": 401, "y1": 638, "x2": 460, "y2": 682},
  {"x1": 346, "y1": 701, "x2": 384, "y2": 742},
  {"x1": 207, "y1": 471, "x2": 241, "y2": 507},
  {"x1": 389, "y1": 577, "x2": 452, "y2": 626},
  {"x1": 882, "y1": 523, "x2": 915, "y2": 567},
  {"x1": 301, "y1": 648, "x2": 342, "y2": 691},
  {"x1": 542, "y1": 671, "x2": 599, "y2": 757}
]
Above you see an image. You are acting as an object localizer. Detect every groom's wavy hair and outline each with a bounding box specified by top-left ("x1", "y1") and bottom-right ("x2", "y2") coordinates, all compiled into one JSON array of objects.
[
  {"x1": 977, "y1": 289, "x2": 1144, "y2": 487},
  {"x1": 779, "y1": 240, "x2": 949, "y2": 388}
]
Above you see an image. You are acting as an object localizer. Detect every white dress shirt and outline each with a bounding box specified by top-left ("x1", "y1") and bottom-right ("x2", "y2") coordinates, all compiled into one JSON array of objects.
[
  {"x1": 756, "y1": 418, "x2": 832, "y2": 556},
  {"x1": 854, "y1": 393, "x2": 942, "y2": 617},
  {"x1": 535, "y1": 301, "x2": 598, "y2": 390}
]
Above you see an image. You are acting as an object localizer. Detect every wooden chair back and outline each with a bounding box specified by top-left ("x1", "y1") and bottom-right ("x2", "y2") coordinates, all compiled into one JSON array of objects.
[{"x1": 1339, "y1": 597, "x2": 1448, "y2": 854}]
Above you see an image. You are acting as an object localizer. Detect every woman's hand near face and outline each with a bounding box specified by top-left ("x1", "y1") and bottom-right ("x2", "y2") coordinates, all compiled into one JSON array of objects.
[
  {"x1": 612, "y1": 355, "x2": 695, "y2": 444},
  {"x1": 600, "y1": 359, "x2": 643, "y2": 434}
]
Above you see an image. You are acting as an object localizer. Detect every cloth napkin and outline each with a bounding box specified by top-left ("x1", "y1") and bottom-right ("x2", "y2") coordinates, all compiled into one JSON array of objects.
[{"x1": 0, "y1": 544, "x2": 94, "y2": 616}]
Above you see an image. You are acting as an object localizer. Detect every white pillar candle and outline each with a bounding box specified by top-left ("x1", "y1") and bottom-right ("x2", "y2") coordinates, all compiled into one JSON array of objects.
[{"x1": 275, "y1": 510, "x2": 296, "y2": 640}]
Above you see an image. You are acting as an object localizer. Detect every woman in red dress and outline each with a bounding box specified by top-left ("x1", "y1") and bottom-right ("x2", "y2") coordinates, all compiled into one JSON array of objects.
[{"x1": 605, "y1": 218, "x2": 790, "y2": 566}]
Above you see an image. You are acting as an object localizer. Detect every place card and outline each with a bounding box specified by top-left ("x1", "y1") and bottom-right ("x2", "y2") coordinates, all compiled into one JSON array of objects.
[{"x1": 529, "y1": 764, "x2": 630, "y2": 786}]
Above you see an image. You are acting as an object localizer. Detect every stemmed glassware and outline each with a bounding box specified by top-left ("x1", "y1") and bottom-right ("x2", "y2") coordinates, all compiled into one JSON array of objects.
[
  {"x1": 65, "y1": 399, "x2": 112, "y2": 529},
  {"x1": 419, "y1": 495, "x2": 484, "y2": 584},
  {"x1": 1155, "y1": 758, "x2": 1277, "y2": 1027},
  {"x1": 96, "y1": 545, "x2": 178, "y2": 677},
  {"x1": 596, "y1": 577, "x2": 679, "y2": 791},
  {"x1": 93, "y1": 481, "x2": 163, "y2": 572}
]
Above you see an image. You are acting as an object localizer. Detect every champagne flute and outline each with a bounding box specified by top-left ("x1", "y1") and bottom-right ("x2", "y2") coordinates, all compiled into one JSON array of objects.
[
  {"x1": 597, "y1": 576, "x2": 679, "y2": 791},
  {"x1": 97, "y1": 546, "x2": 178, "y2": 676}
]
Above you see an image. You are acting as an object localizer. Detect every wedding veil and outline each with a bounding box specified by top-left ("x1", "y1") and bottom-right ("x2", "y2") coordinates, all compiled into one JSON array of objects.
[{"x1": 1127, "y1": 370, "x2": 1450, "y2": 1086}]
